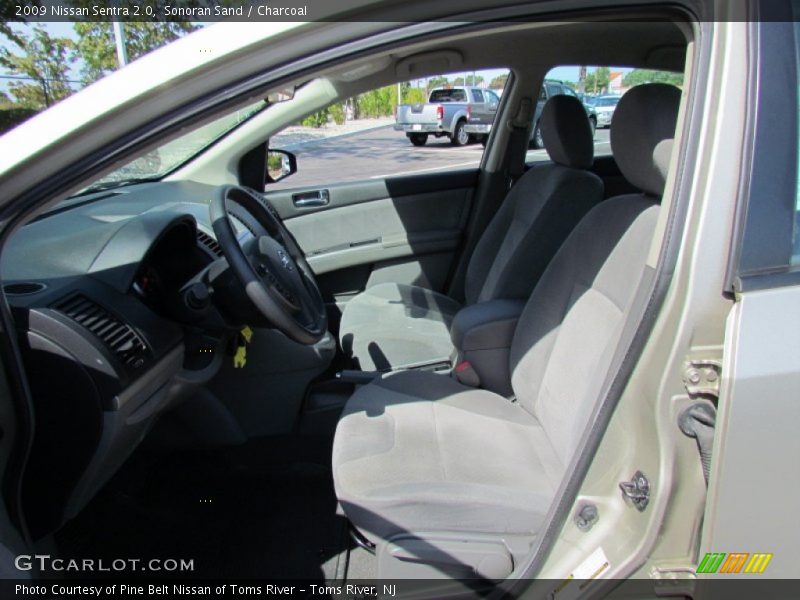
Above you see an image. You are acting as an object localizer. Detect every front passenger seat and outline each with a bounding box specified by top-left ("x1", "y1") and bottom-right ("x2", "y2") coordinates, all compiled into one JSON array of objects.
[
  {"x1": 339, "y1": 95, "x2": 603, "y2": 371},
  {"x1": 333, "y1": 84, "x2": 681, "y2": 564}
]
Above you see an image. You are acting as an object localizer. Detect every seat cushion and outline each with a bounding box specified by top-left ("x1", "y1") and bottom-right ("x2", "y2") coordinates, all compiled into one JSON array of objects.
[
  {"x1": 339, "y1": 283, "x2": 462, "y2": 371},
  {"x1": 332, "y1": 370, "x2": 561, "y2": 541}
]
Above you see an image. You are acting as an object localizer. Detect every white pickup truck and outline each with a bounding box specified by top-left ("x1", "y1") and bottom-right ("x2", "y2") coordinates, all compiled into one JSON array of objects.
[{"x1": 394, "y1": 86, "x2": 501, "y2": 146}]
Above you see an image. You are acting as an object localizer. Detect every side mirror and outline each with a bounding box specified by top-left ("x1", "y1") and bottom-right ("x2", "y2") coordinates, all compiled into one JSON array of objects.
[{"x1": 266, "y1": 149, "x2": 297, "y2": 184}]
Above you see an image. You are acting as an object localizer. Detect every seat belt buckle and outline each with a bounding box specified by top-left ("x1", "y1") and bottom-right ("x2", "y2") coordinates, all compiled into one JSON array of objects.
[{"x1": 453, "y1": 360, "x2": 480, "y2": 387}]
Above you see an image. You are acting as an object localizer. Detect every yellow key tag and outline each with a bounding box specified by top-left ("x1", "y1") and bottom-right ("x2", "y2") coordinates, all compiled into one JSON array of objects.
[
  {"x1": 240, "y1": 326, "x2": 253, "y2": 344},
  {"x1": 233, "y1": 344, "x2": 247, "y2": 368}
]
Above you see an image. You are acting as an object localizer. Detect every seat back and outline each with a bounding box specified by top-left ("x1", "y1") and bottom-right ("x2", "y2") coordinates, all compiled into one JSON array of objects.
[
  {"x1": 509, "y1": 83, "x2": 681, "y2": 469},
  {"x1": 464, "y1": 95, "x2": 603, "y2": 305}
]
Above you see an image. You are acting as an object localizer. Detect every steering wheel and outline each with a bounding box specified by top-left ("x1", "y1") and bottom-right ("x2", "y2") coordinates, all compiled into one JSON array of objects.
[{"x1": 210, "y1": 184, "x2": 327, "y2": 345}]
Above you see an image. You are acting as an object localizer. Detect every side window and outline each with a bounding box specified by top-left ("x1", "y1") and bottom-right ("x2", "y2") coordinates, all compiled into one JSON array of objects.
[
  {"x1": 539, "y1": 86, "x2": 547, "y2": 102},
  {"x1": 795, "y1": 20, "x2": 800, "y2": 264},
  {"x1": 734, "y1": 18, "x2": 799, "y2": 284},
  {"x1": 533, "y1": 66, "x2": 684, "y2": 162},
  {"x1": 267, "y1": 69, "x2": 509, "y2": 191},
  {"x1": 485, "y1": 90, "x2": 500, "y2": 105}
]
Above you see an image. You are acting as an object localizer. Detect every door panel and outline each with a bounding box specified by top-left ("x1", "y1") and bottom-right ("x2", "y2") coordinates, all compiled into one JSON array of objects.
[{"x1": 265, "y1": 169, "x2": 477, "y2": 306}]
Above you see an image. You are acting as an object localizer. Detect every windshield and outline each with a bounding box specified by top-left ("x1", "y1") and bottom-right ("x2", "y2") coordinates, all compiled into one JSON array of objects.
[
  {"x1": 76, "y1": 100, "x2": 268, "y2": 195},
  {"x1": 429, "y1": 89, "x2": 467, "y2": 103},
  {"x1": 594, "y1": 96, "x2": 620, "y2": 107}
]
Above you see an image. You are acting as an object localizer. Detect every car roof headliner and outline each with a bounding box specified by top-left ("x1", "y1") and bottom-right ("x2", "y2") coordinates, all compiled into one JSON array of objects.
[{"x1": 329, "y1": 20, "x2": 688, "y2": 94}]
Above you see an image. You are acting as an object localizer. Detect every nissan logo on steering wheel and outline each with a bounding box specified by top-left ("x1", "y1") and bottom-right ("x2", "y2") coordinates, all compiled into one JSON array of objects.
[{"x1": 277, "y1": 249, "x2": 293, "y2": 271}]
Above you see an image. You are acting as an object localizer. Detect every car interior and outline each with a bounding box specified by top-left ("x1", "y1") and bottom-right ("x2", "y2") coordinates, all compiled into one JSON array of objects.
[{"x1": 0, "y1": 15, "x2": 690, "y2": 585}]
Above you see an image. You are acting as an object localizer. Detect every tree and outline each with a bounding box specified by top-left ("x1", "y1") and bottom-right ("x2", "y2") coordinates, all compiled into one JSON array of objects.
[
  {"x1": 451, "y1": 74, "x2": 483, "y2": 86},
  {"x1": 0, "y1": 26, "x2": 75, "y2": 109},
  {"x1": 489, "y1": 73, "x2": 509, "y2": 89},
  {"x1": 623, "y1": 69, "x2": 684, "y2": 88},
  {"x1": 0, "y1": 3, "x2": 28, "y2": 46},
  {"x1": 583, "y1": 67, "x2": 611, "y2": 94},
  {"x1": 427, "y1": 76, "x2": 449, "y2": 90},
  {"x1": 73, "y1": 22, "x2": 198, "y2": 84},
  {"x1": 356, "y1": 85, "x2": 396, "y2": 118}
]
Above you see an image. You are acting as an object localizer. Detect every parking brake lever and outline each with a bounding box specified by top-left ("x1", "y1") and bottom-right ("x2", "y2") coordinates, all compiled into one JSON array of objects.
[{"x1": 336, "y1": 370, "x2": 381, "y2": 384}]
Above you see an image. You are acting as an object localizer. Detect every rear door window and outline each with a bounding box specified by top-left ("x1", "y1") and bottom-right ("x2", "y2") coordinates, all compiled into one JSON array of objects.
[{"x1": 471, "y1": 90, "x2": 485, "y2": 102}]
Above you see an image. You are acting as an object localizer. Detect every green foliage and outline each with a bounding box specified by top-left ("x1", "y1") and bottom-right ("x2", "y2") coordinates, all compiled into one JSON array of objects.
[
  {"x1": 267, "y1": 151, "x2": 283, "y2": 172},
  {"x1": 356, "y1": 85, "x2": 396, "y2": 118},
  {"x1": 73, "y1": 22, "x2": 198, "y2": 84},
  {"x1": 451, "y1": 75, "x2": 483, "y2": 86},
  {"x1": 328, "y1": 102, "x2": 345, "y2": 125},
  {"x1": 0, "y1": 3, "x2": 31, "y2": 46},
  {"x1": 301, "y1": 109, "x2": 330, "y2": 128},
  {"x1": 623, "y1": 69, "x2": 684, "y2": 88},
  {"x1": 403, "y1": 88, "x2": 426, "y2": 105},
  {"x1": 583, "y1": 67, "x2": 611, "y2": 94},
  {"x1": 427, "y1": 76, "x2": 449, "y2": 89},
  {"x1": 0, "y1": 106, "x2": 39, "y2": 133},
  {"x1": 489, "y1": 74, "x2": 509, "y2": 89},
  {"x1": 0, "y1": 26, "x2": 75, "y2": 109}
]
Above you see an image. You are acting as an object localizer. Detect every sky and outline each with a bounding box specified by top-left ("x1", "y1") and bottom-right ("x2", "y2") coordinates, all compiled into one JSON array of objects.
[{"x1": 1, "y1": 22, "x2": 629, "y2": 96}]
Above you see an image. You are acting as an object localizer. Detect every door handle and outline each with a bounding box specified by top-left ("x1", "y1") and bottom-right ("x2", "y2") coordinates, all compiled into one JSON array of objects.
[{"x1": 292, "y1": 189, "x2": 329, "y2": 208}]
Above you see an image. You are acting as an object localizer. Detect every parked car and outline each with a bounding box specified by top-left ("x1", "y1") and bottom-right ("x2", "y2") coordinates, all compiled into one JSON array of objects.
[
  {"x1": 394, "y1": 86, "x2": 499, "y2": 146},
  {"x1": 466, "y1": 79, "x2": 598, "y2": 148},
  {"x1": 529, "y1": 79, "x2": 598, "y2": 148},
  {"x1": 593, "y1": 94, "x2": 622, "y2": 128}
]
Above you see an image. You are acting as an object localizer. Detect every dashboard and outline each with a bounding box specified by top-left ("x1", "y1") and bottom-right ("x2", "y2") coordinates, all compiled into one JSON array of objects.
[{"x1": 2, "y1": 180, "x2": 241, "y2": 538}]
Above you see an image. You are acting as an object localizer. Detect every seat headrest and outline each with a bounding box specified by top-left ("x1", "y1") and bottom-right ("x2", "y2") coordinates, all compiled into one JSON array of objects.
[
  {"x1": 610, "y1": 83, "x2": 681, "y2": 197},
  {"x1": 540, "y1": 95, "x2": 594, "y2": 169}
]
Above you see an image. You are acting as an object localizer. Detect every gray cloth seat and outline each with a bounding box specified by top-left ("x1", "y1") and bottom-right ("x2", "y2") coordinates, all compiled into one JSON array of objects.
[
  {"x1": 340, "y1": 95, "x2": 604, "y2": 371},
  {"x1": 337, "y1": 283, "x2": 461, "y2": 371},
  {"x1": 333, "y1": 83, "x2": 681, "y2": 543},
  {"x1": 332, "y1": 370, "x2": 559, "y2": 539}
]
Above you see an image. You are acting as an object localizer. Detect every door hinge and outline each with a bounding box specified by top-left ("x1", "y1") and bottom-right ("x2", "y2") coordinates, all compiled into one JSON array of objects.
[
  {"x1": 619, "y1": 470, "x2": 650, "y2": 512},
  {"x1": 682, "y1": 359, "x2": 721, "y2": 399}
]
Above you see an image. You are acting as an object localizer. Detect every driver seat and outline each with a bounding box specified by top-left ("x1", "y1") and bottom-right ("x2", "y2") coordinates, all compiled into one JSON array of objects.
[{"x1": 332, "y1": 84, "x2": 680, "y2": 557}]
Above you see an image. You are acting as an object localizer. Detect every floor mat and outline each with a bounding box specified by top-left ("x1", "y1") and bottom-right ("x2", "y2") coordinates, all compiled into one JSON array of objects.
[{"x1": 56, "y1": 435, "x2": 350, "y2": 580}]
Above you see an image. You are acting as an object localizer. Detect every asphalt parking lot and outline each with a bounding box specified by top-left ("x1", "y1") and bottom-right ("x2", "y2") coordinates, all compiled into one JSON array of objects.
[{"x1": 268, "y1": 126, "x2": 612, "y2": 190}]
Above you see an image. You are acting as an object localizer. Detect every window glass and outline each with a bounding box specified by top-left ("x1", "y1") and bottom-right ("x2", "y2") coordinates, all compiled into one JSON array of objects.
[
  {"x1": 794, "y1": 21, "x2": 800, "y2": 264},
  {"x1": 267, "y1": 69, "x2": 510, "y2": 191},
  {"x1": 485, "y1": 90, "x2": 500, "y2": 104},
  {"x1": 429, "y1": 88, "x2": 467, "y2": 103},
  {"x1": 528, "y1": 66, "x2": 684, "y2": 164},
  {"x1": 736, "y1": 18, "x2": 799, "y2": 279},
  {"x1": 594, "y1": 96, "x2": 621, "y2": 107}
]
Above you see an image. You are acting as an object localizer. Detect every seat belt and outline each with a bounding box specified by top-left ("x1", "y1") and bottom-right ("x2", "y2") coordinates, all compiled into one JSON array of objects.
[{"x1": 505, "y1": 96, "x2": 533, "y2": 189}]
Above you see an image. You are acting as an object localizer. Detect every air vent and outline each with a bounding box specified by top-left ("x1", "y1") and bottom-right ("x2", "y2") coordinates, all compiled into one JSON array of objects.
[
  {"x1": 4, "y1": 282, "x2": 46, "y2": 296},
  {"x1": 196, "y1": 229, "x2": 222, "y2": 257},
  {"x1": 53, "y1": 294, "x2": 149, "y2": 370}
]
